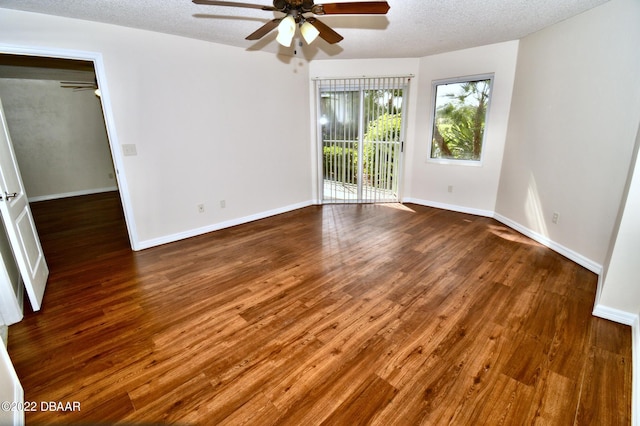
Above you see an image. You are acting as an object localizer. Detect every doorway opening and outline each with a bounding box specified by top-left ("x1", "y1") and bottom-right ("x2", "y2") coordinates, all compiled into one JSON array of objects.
[
  {"x1": 0, "y1": 50, "x2": 135, "y2": 249},
  {"x1": 0, "y1": 49, "x2": 135, "y2": 315},
  {"x1": 315, "y1": 76, "x2": 411, "y2": 204}
]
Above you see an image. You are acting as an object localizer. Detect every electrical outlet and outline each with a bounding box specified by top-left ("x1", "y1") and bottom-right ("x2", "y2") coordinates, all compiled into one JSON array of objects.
[
  {"x1": 447, "y1": 185, "x2": 453, "y2": 193},
  {"x1": 552, "y1": 212, "x2": 559, "y2": 224},
  {"x1": 198, "y1": 204, "x2": 205, "y2": 213},
  {"x1": 122, "y1": 144, "x2": 137, "y2": 156},
  {"x1": 220, "y1": 200, "x2": 226, "y2": 208}
]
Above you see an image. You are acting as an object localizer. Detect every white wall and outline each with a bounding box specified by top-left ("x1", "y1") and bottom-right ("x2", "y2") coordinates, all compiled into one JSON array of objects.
[
  {"x1": 0, "y1": 9, "x2": 313, "y2": 248},
  {"x1": 312, "y1": 2, "x2": 640, "y2": 322},
  {"x1": 407, "y1": 41, "x2": 519, "y2": 215},
  {"x1": 1, "y1": 3, "x2": 638, "y2": 300},
  {"x1": 308, "y1": 43, "x2": 519, "y2": 214},
  {"x1": 495, "y1": 0, "x2": 640, "y2": 269},
  {"x1": 0, "y1": 78, "x2": 116, "y2": 201},
  {"x1": 598, "y1": 122, "x2": 640, "y2": 317}
]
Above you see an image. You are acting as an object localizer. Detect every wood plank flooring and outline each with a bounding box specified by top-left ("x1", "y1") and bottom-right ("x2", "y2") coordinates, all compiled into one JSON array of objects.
[{"x1": 7, "y1": 192, "x2": 632, "y2": 425}]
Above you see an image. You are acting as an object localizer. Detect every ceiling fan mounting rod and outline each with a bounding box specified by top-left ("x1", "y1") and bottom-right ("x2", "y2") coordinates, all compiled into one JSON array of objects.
[{"x1": 272, "y1": 0, "x2": 315, "y2": 14}]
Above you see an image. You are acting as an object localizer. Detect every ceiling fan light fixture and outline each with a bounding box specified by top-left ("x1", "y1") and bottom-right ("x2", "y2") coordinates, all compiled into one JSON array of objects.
[
  {"x1": 300, "y1": 20, "x2": 319, "y2": 44},
  {"x1": 276, "y1": 15, "x2": 296, "y2": 47},
  {"x1": 193, "y1": 0, "x2": 390, "y2": 48}
]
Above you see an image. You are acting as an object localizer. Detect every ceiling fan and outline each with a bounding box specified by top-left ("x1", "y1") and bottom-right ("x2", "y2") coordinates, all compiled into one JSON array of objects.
[
  {"x1": 60, "y1": 81, "x2": 101, "y2": 97},
  {"x1": 60, "y1": 81, "x2": 97, "y2": 91},
  {"x1": 192, "y1": 0, "x2": 390, "y2": 47}
]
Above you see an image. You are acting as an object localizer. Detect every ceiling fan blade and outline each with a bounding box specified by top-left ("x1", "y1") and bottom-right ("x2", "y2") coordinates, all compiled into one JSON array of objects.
[
  {"x1": 306, "y1": 17, "x2": 343, "y2": 44},
  {"x1": 245, "y1": 18, "x2": 282, "y2": 40},
  {"x1": 60, "y1": 81, "x2": 97, "y2": 89},
  {"x1": 192, "y1": 0, "x2": 277, "y2": 11},
  {"x1": 60, "y1": 81, "x2": 95, "y2": 85},
  {"x1": 313, "y1": 1, "x2": 390, "y2": 15}
]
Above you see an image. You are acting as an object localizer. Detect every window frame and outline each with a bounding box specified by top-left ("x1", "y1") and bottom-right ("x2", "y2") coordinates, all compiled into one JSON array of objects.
[{"x1": 427, "y1": 73, "x2": 495, "y2": 166}]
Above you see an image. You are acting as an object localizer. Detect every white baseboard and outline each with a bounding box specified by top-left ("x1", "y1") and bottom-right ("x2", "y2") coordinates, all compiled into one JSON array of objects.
[
  {"x1": 28, "y1": 186, "x2": 118, "y2": 203},
  {"x1": 402, "y1": 197, "x2": 494, "y2": 218},
  {"x1": 492, "y1": 213, "x2": 603, "y2": 274},
  {"x1": 136, "y1": 200, "x2": 315, "y2": 250},
  {"x1": 592, "y1": 303, "x2": 638, "y2": 326},
  {"x1": 402, "y1": 198, "x2": 602, "y2": 274}
]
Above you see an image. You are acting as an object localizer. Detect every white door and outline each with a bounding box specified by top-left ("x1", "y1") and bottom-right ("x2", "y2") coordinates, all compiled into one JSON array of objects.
[
  {"x1": 0, "y1": 341, "x2": 24, "y2": 426},
  {"x1": 0, "y1": 237, "x2": 23, "y2": 324},
  {"x1": 0, "y1": 97, "x2": 48, "y2": 311}
]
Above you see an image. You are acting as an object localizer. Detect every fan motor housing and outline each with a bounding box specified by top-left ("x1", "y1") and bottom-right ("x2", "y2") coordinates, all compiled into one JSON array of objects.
[{"x1": 273, "y1": 0, "x2": 287, "y2": 10}]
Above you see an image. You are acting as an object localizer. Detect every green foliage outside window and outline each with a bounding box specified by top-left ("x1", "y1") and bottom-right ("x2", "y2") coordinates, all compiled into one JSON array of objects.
[
  {"x1": 430, "y1": 78, "x2": 492, "y2": 161},
  {"x1": 364, "y1": 113, "x2": 401, "y2": 188},
  {"x1": 320, "y1": 87, "x2": 404, "y2": 190},
  {"x1": 323, "y1": 145, "x2": 358, "y2": 184},
  {"x1": 321, "y1": 113, "x2": 402, "y2": 188}
]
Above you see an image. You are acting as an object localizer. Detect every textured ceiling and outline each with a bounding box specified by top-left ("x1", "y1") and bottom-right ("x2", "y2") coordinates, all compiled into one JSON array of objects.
[{"x1": 0, "y1": 0, "x2": 608, "y2": 60}]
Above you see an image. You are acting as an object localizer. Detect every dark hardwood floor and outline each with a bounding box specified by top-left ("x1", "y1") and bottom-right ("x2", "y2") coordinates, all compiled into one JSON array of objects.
[{"x1": 7, "y1": 192, "x2": 632, "y2": 425}]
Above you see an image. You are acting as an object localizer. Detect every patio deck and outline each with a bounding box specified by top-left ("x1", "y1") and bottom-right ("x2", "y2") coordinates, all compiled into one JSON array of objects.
[{"x1": 322, "y1": 179, "x2": 398, "y2": 203}]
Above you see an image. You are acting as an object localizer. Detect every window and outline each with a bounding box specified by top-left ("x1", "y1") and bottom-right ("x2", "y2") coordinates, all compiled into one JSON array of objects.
[{"x1": 429, "y1": 75, "x2": 493, "y2": 162}]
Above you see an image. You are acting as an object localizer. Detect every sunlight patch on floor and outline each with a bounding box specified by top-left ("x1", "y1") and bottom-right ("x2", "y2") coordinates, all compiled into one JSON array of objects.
[
  {"x1": 380, "y1": 203, "x2": 416, "y2": 212},
  {"x1": 487, "y1": 224, "x2": 538, "y2": 246}
]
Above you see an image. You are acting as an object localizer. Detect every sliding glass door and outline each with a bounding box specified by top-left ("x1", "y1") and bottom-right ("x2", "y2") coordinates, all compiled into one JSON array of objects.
[{"x1": 316, "y1": 76, "x2": 410, "y2": 204}]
